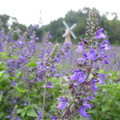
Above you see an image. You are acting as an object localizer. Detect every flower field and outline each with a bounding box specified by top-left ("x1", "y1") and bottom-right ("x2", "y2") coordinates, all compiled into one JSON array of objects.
[{"x1": 0, "y1": 8, "x2": 120, "y2": 120}]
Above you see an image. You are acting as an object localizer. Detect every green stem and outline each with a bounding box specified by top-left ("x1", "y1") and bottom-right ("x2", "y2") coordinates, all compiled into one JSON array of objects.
[{"x1": 42, "y1": 79, "x2": 47, "y2": 120}]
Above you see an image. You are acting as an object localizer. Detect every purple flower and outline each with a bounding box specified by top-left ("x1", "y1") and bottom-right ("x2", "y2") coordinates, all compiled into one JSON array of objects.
[
  {"x1": 30, "y1": 36, "x2": 34, "y2": 39},
  {"x1": 99, "y1": 40, "x2": 110, "y2": 54},
  {"x1": 13, "y1": 99, "x2": 17, "y2": 103},
  {"x1": 57, "y1": 96, "x2": 67, "y2": 109},
  {"x1": 15, "y1": 118, "x2": 20, "y2": 120},
  {"x1": 95, "y1": 28, "x2": 106, "y2": 39},
  {"x1": 64, "y1": 42, "x2": 72, "y2": 46},
  {"x1": 46, "y1": 81, "x2": 53, "y2": 88},
  {"x1": 54, "y1": 55, "x2": 61, "y2": 62},
  {"x1": 97, "y1": 74, "x2": 106, "y2": 84},
  {"x1": 37, "y1": 111, "x2": 42, "y2": 119},
  {"x1": 6, "y1": 59, "x2": 17, "y2": 69},
  {"x1": 90, "y1": 80, "x2": 98, "y2": 91},
  {"x1": 54, "y1": 73, "x2": 60, "y2": 78},
  {"x1": 83, "y1": 102, "x2": 93, "y2": 109},
  {"x1": 83, "y1": 95, "x2": 94, "y2": 101},
  {"x1": 101, "y1": 39, "x2": 110, "y2": 45},
  {"x1": 77, "y1": 106, "x2": 90, "y2": 120},
  {"x1": 99, "y1": 48, "x2": 104, "y2": 55},
  {"x1": 35, "y1": 37, "x2": 39, "y2": 40},
  {"x1": 17, "y1": 38, "x2": 24, "y2": 45},
  {"x1": 0, "y1": 42, "x2": 3, "y2": 52},
  {"x1": 104, "y1": 60, "x2": 109, "y2": 64},
  {"x1": 102, "y1": 44, "x2": 110, "y2": 50},
  {"x1": 10, "y1": 81, "x2": 16, "y2": 86},
  {"x1": 6, "y1": 115, "x2": 11, "y2": 119},
  {"x1": 23, "y1": 102, "x2": 28, "y2": 106},
  {"x1": 87, "y1": 49, "x2": 96, "y2": 60},
  {"x1": 71, "y1": 69, "x2": 86, "y2": 83},
  {"x1": 76, "y1": 43, "x2": 84, "y2": 52},
  {"x1": 50, "y1": 116, "x2": 57, "y2": 120}
]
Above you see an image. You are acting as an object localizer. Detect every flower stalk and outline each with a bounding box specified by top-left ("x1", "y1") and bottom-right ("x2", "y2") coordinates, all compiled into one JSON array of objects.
[{"x1": 42, "y1": 79, "x2": 47, "y2": 120}]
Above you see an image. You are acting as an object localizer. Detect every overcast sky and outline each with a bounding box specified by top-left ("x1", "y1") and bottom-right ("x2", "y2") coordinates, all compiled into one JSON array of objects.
[{"x1": 0, "y1": 0, "x2": 120, "y2": 26}]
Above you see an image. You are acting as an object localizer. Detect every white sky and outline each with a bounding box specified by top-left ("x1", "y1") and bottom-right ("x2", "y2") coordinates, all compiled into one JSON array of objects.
[{"x1": 0, "y1": 0, "x2": 120, "y2": 26}]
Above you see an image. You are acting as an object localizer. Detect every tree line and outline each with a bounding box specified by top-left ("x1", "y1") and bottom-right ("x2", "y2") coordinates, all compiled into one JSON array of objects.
[{"x1": 0, "y1": 7, "x2": 120, "y2": 45}]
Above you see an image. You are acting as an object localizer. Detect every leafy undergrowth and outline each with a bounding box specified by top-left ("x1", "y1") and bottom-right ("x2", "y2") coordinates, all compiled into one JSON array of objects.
[{"x1": 88, "y1": 70, "x2": 120, "y2": 120}]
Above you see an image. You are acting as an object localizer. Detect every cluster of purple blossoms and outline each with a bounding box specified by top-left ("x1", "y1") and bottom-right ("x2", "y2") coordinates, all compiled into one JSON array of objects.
[
  {"x1": 71, "y1": 69, "x2": 86, "y2": 83},
  {"x1": 55, "y1": 8, "x2": 110, "y2": 120},
  {"x1": 95, "y1": 28, "x2": 106, "y2": 39},
  {"x1": 0, "y1": 26, "x2": 63, "y2": 119}
]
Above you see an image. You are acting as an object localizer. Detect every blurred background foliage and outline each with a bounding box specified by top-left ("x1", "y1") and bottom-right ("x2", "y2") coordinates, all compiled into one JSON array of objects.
[{"x1": 0, "y1": 7, "x2": 120, "y2": 45}]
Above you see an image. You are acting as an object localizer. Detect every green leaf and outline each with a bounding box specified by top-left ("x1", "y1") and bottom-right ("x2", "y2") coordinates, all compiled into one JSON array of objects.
[
  {"x1": 31, "y1": 104, "x2": 41, "y2": 109},
  {"x1": 17, "y1": 109, "x2": 23, "y2": 114},
  {"x1": 21, "y1": 111, "x2": 26, "y2": 118},
  {"x1": 3, "y1": 74, "x2": 9, "y2": 79},
  {"x1": 0, "y1": 112, "x2": 4, "y2": 118},
  {"x1": 15, "y1": 87, "x2": 28, "y2": 93},
  {"x1": 0, "y1": 93, "x2": 3, "y2": 102},
  {"x1": 0, "y1": 52, "x2": 8, "y2": 59},
  {"x1": 0, "y1": 71, "x2": 4, "y2": 77},
  {"x1": 101, "y1": 105, "x2": 110, "y2": 112},
  {"x1": 27, "y1": 108, "x2": 38, "y2": 117},
  {"x1": 98, "y1": 69, "x2": 104, "y2": 73},
  {"x1": 27, "y1": 61, "x2": 36, "y2": 68}
]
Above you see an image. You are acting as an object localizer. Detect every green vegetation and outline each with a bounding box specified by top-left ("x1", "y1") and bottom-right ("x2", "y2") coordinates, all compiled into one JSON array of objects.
[{"x1": 88, "y1": 70, "x2": 120, "y2": 120}]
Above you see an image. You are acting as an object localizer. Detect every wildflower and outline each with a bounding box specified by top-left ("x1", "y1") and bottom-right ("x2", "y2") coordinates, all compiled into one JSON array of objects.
[
  {"x1": 77, "y1": 106, "x2": 90, "y2": 120},
  {"x1": 50, "y1": 116, "x2": 57, "y2": 120},
  {"x1": 90, "y1": 80, "x2": 98, "y2": 91},
  {"x1": 13, "y1": 99, "x2": 17, "y2": 103},
  {"x1": 54, "y1": 73, "x2": 60, "y2": 77},
  {"x1": 10, "y1": 81, "x2": 16, "y2": 86},
  {"x1": 87, "y1": 48, "x2": 96, "y2": 60},
  {"x1": 99, "y1": 40, "x2": 110, "y2": 55},
  {"x1": 30, "y1": 36, "x2": 34, "y2": 39},
  {"x1": 57, "y1": 96, "x2": 67, "y2": 109},
  {"x1": 76, "y1": 43, "x2": 84, "y2": 52},
  {"x1": 6, "y1": 59, "x2": 17, "y2": 69},
  {"x1": 46, "y1": 81, "x2": 53, "y2": 88},
  {"x1": 97, "y1": 74, "x2": 106, "y2": 84},
  {"x1": 6, "y1": 115, "x2": 11, "y2": 119},
  {"x1": 35, "y1": 37, "x2": 39, "y2": 40},
  {"x1": 95, "y1": 28, "x2": 106, "y2": 39},
  {"x1": 37, "y1": 111, "x2": 42, "y2": 119},
  {"x1": 64, "y1": 41, "x2": 72, "y2": 47},
  {"x1": 102, "y1": 44, "x2": 110, "y2": 50},
  {"x1": 71, "y1": 69, "x2": 86, "y2": 83},
  {"x1": 0, "y1": 42, "x2": 3, "y2": 52},
  {"x1": 15, "y1": 118, "x2": 20, "y2": 120},
  {"x1": 23, "y1": 102, "x2": 28, "y2": 106}
]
